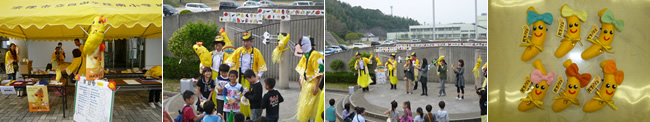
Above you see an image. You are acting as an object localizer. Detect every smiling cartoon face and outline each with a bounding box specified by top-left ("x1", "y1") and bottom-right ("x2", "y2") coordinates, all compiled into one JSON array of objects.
[
  {"x1": 565, "y1": 77, "x2": 581, "y2": 98},
  {"x1": 566, "y1": 16, "x2": 581, "y2": 38},
  {"x1": 599, "y1": 73, "x2": 618, "y2": 100},
  {"x1": 531, "y1": 21, "x2": 548, "y2": 45},
  {"x1": 532, "y1": 80, "x2": 549, "y2": 100},
  {"x1": 598, "y1": 23, "x2": 615, "y2": 46}
]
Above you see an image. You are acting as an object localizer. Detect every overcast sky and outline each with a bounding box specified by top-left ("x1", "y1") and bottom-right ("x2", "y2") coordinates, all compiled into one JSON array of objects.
[{"x1": 339, "y1": 0, "x2": 487, "y2": 25}]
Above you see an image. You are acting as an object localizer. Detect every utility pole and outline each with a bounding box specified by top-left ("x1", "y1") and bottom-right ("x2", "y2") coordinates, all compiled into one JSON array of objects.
[
  {"x1": 474, "y1": 0, "x2": 478, "y2": 41},
  {"x1": 390, "y1": 6, "x2": 393, "y2": 16},
  {"x1": 432, "y1": 0, "x2": 436, "y2": 41}
]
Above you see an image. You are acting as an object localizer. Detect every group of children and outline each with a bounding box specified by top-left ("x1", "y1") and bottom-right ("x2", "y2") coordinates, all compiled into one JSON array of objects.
[
  {"x1": 180, "y1": 64, "x2": 284, "y2": 122},
  {"x1": 379, "y1": 100, "x2": 449, "y2": 122}
]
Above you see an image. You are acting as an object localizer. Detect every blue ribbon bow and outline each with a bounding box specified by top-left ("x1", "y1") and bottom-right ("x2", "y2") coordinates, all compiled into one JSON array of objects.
[{"x1": 527, "y1": 10, "x2": 554, "y2": 25}]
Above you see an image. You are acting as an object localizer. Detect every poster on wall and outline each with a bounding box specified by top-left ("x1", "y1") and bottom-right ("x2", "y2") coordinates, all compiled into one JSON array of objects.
[
  {"x1": 74, "y1": 76, "x2": 114, "y2": 122},
  {"x1": 27, "y1": 85, "x2": 49, "y2": 112}
]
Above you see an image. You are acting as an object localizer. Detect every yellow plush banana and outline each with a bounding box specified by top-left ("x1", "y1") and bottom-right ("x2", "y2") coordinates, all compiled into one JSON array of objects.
[
  {"x1": 582, "y1": 8, "x2": 623, "y2": 60},
  {"x1": 83, "y1": 16, "x2": 107, "y2": 55},
  {"x1": 555, "y1": 4, "x2": 587, "y2": 58},
  {"x1": 272, "y1": 33, "x2": 290, "y2": 64},
  {"x1": 436, "y1": 56, "x2": 445, "y2": 75},
  {"x1": 144, "y1": 65, "x2": 162, "y2": 78},
  {"x1": 519, "y1": 59, "x2": 555, "y2": 111},
  {"x1": 193, "y1": 42, "x2": 212, "y2": 72},
  {"x1": 552, "y1": 59, "x2": 591, "y2": 112},
  {"x1": 521, "y1": 7, "x2": 553, "y2": 61},
  {"x1": 583, "y1": 60, "x2": 624, "y2": 112}
]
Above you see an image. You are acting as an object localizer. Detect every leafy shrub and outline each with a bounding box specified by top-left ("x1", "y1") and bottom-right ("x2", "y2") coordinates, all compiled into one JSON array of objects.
[
  {"x1": 329, "y1": 59, "x2": 346, "y2": 72},
  {"x1": 163, "y1": 56, "x2": 201, "y2": 79},
  {"x1": 347, "y1": 52, "x2": 376, "y2": 72},
  {"x1": 168, "y1": 19, "x2": 219, "y2": 62},
  {"x1": 180, "y1": 10, "x2": 192, "y2": 14}
]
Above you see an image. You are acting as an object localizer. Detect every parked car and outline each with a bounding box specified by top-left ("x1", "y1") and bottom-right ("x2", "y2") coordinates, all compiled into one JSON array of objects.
[
  {"x1": 370, "y1": 41, "x2": 381, "y2": 46},
  {"x1": 338, "y1": 44, "x2": 351, "y2": 50},
  {"x1": 291, "y1": 1, "x2": 313, "y2": 6},
  {"x1": 185, "y1": 3, "x2": 212, "y2": 12},
  {"x1": 219, "y1": 1, "x2": 240, "y2": 10},
  {"x1": 238, "y1": 1, "x2": 262, "y2": 9},
  {"x1": 163, "y1": 4, "x2": 179, "y2": 16},
  {"x1": 382, "y1": 40, "x2": 396, "y2": 45},
  {"x1": 352, "y1": 43, "x2": 369, "y2": 48},
  {"x1": 324, "y1": 48, "x2": 335, "y2": 55},
  {"x1": 314, "y1": 2, "x2": 324, "y2": 6},
  {"x1": 328, "y1": 46, "x2": 343, "y2": 52},
  {"x1": 259, "y1": 0, "x2": 275, "y2": 7},
  {"x1": 410, "y1": 39, "x2": 420, "y2": 42}
]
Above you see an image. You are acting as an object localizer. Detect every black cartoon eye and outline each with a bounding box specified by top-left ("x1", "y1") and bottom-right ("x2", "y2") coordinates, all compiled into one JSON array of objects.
[
  {"x1": 533, "y1": 26, "x2": 537, "y2": 31},
  {"x1": 613, "y1": 85, "x2": 617, "y2": 89},
  {"x1": 538, "y1": 25, "x2": 544, "y2": 30},
  {"x1": 603, "y1": 30, "x2": 608, "y2": 34},
  {"x1": 574, "y1": 23, "x2": 579, "y2": 27},
  {"x1": 573, "y1": 85, "x2": 578, "y2": 89},
  {"x1": 568, "y1": 24, "x2": 573, "y2": 27},
  {"x1": 568, "y1": 85, "x2": 573, "y2": 89},
  {"x1": 606, "y1": 84, "x2": 611, "y2": 88},
  {"x1": 93, "y1": 21, "x2": 95, "y2": 24},
  {"x1": 541, "y1": 86, "x2": 546, "y2": 90},
  {"x1": 535, "y1": 84, "x2": 539, "y2": 88},
  {"x1": 610, "y1": 31, "x2": 614, "y2": 34}
]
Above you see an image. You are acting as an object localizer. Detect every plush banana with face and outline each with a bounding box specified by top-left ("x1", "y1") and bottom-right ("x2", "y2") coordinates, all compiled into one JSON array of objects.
[
  {"x1": 583, "y1": 60, "x2": 624, "y2": 112},
  {"x1": 581, "y1": 9, "x2": 624, "y2": 60},
  {"x1": 519, "y1": 59, "x2": 555, "y2": 111},
  {"x1": 552, "y1": 59, "x2": 591, "y2": 112},
  {"x1": 521, "y1": 7, "x2": 553, "y2": 61},
  {"x1": 554, "y1": 4, "x2": 587, "y2": 58}
]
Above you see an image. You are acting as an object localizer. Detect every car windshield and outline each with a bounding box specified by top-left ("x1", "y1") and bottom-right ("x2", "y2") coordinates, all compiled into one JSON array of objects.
[
  {"x1": 298, "y1": 2, "x2": 309, "y2": 5},
  {"x1": 197, "y1": 4, "x2": 208, "y2": 8}
]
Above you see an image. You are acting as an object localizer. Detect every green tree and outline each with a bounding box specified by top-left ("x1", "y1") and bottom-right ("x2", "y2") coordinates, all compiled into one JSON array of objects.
[
  {"x1": 330, "y1": 59, "x2": 346, "y2": 72},
  {"x1": 344, "y1": 32, "x2": 363, "y2": 41},
  {"x1": 168, "y1": 19, "x2": 219, "y2": 62}
]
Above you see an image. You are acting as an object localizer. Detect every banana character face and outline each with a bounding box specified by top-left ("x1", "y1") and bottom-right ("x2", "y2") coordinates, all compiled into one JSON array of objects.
[
  {"x1": 91, "y1": 16, "x2": 106, "y2": 34},
  {"x1": 532, "y1": 81, "x2": 549, "y2": 100},
  {"x1": 531, "y1": 21, "x2": 548, "y2": 41},
  {"x1": 565, "y1": 77, "x2": 581, "y2": 97},
  {"x1": 600, "y1": 73, "x2": 618, "y2": 99},
  {"x1": 598, "y1": 24, "x2": 615, "y2": 45},
  {"x1": 566, "y1": 16, "x2": 581, "y2": 37}
]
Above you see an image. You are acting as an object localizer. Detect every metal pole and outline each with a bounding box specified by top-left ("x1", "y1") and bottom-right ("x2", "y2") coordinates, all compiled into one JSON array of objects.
[
  {"x1": 432, "y1": 0, "x2": 435, "y2": 41},
  {"x1": 278, "y1": 20, "x2": 290, "y2": 89},
  {"x1": 474, "y1": 0, "x2": 478, "y2": 41}
]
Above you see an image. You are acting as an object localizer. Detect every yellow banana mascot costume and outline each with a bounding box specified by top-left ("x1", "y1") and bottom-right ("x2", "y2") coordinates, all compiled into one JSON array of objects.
[
  {"x1": 272, "y1": 33, "x2": 290, "y2": 64},
  {"x1": 193, "y1": 42, "x2": 212, "y2": 73},
  {"x1": 296, "y1": 36, "x2": 324, "y2": 121},
  {"x1": 85, "y1": 16, "x2": 107, "y2": 80}
]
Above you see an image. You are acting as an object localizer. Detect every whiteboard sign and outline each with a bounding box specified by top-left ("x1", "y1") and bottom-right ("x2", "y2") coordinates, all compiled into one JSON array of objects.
[{"x1": 74, "y1": 77, "x2": 115, "y2": 122}]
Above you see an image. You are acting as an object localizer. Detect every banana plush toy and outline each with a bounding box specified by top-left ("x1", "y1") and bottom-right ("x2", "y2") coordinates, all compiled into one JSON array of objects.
[
  {"x1": 193, "y1": 42, "x2": 212, "y2": 73},
  {"x1": 219, "y1": 28, "x2": 236, "y2": 54},
  {"x1": 552, "y1": 59, "x2": 591, "y2": 112},
  {"x1": 581, "y1": 9, "x2": 624, "y2": 60},
  {"x1": 519, "y1": 59, "x2": 555, "y2": 111},
  {"x1": 271, "y1": 33, "x2": 290, "y2": 64},
  {"x1": 521, "y1": 7, "x2": 553, "y2": 61},
  {"x1": 436, "y1": 56, "x2": 445, "y2": 75},
  {"x1": 554, "y1": 4, "x2": 587, "y2": 58},
  {"x1": 583, "y1": 60, "x2": 624, "y2": 112}
]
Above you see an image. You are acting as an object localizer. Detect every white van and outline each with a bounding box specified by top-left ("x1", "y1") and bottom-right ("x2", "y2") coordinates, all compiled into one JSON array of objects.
[{"x1": 185, "y1": 3, "x2": 212, "y2": 12}]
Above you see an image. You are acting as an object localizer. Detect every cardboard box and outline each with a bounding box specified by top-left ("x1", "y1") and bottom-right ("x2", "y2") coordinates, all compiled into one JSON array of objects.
[{"x1": 20, "y1": 60, "x2": 32, "y2": 74}]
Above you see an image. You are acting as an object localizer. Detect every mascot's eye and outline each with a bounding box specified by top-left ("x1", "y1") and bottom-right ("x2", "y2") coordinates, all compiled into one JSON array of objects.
[
  {"x1": 610, "y1": 31, "x2": 614, "y2": 34},
  {"x1": 538, "y1": 25, "x2": 544, "y2": 30},
  {"x1": 535, "y1": 84, "x2": 539, "y2": 88},
  {"x1": 603, "y1": 30, "x2": 608, "y2": 34},
  {"x1": 568, "y1": 85, "x2": 573, "y2": 89},
  {"x1": 541, "y1": 86, "x2": 546, "y2": 90},
  {"x1": 606, "y1": 84, "x2": 611, "y2": 88},
  {"x1": 573, "y1": 85, "x2": 578, "y2": 89},
  {"x1": 612, "y1": 85, "x2": 617, "y2": 89},
  {"x1": 93, "y1": 21, "x2": 95, "y2": 24},
  {"x1": 533, "y1": 26, "x2": 537, "y2": 31},
  {"x1": 568, "y1": 24, "x2": 573, "y2": 27},
  {"x1": 574, "y1": 23, "x2": 579, "y2": 27}
]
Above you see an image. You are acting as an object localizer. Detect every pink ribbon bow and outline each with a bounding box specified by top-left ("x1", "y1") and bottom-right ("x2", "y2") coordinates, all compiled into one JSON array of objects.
[{"x1": 530, "y1": 69, "x2": 555, "y2": 84}]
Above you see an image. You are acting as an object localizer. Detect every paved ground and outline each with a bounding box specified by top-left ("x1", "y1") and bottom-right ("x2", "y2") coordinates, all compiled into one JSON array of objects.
[
  {"x1": 338, "y1": 81, "x2": 482, "y2": 121},
  {"x1": 0, "y1": 87, "x2": 162, "y2": 122},
  {"x1": 165, "y1": 81, "x2": 304, "y2": 121}
]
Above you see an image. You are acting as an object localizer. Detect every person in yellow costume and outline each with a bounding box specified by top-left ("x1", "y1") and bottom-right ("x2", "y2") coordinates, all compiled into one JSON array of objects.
[
  {"x1": 211, "y1": 36, "x2": 230, "y2": 80},
  {"x1": 295, "y1": 36, "x2": 324, "y2": 121},
  {"x1": 472, "y1": 56, "x2": 483, "y2": 89},
  {"x1": 66, "y1": 49, "x2": 86, "y2": 77},
  {"x1": 386, "y1": 53, "x2": 399, "y2": 90},
  {"x1": 407, "y1": 53, "x2": 420, "y2": 91},
  {"x1": 354, "y1": 52, "x2": 373, "y2": 92},
  {"x1": 5, "y1": 43, "x2": 19, "y2": 80},
  {"x1": 51, "y1": 47, "x2": 65, "y2": 69},
  {"x1": 225, "y1": 32, "x2": 267, "y2": 119}
]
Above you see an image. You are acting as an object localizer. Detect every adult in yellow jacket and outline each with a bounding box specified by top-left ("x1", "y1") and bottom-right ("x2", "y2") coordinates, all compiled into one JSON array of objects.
[
  {"x1": 224, "y1": 32, "x2": 267, "y2": 118},
  {"x1": 354, "y1": 52, "x2": 373, "y2": 92}
]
